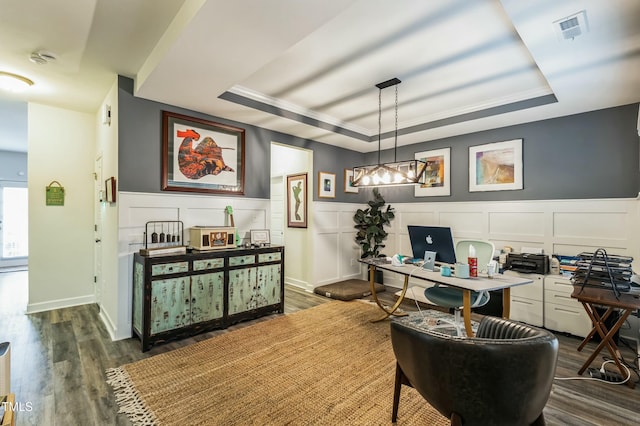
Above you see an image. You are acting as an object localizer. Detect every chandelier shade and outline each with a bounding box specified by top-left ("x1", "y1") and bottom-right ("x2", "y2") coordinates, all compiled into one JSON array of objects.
[{"x1": 352, "y1": 77, "x2": 425, "y2": 187}]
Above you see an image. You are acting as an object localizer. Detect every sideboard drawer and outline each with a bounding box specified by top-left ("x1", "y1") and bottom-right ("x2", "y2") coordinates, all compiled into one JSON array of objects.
[
  {"x1": 229, "y1": 255, "x2": 255, "y2": 266},
  {"x1": 193, "y1": 258, "x2": 224, "y2": 271},
  {"x1": 258, "y1": 252, "x2": 281, "y2": 263},
  {"x1": 151, "y1": 261, "x2": 189, "y2": 276}
]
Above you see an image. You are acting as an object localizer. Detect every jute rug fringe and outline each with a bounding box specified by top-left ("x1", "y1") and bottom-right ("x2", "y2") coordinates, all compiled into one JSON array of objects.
[{"x1": 106, "y1": 367, "x2": 158, "y2": 426}]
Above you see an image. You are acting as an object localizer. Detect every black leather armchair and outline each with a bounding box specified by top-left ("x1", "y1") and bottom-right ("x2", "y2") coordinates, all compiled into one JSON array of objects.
[{"x1": 390, "y1": 316, "x2": 559, "y2": 425}]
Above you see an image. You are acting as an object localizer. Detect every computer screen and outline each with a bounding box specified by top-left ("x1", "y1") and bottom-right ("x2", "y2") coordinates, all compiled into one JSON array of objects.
[{"x1": 407, "y1": 225, "x2": 457, "y2": 265}]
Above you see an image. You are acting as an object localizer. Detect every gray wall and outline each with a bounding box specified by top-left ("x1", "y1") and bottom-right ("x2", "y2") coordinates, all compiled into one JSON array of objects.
[
  {"x1": 118, "y1": 75, "x2": 639, "y2": 203},
  {"x1": 118, "y1": 76, "x2": 365, "y2": 202},
  {"x1": 365, "y1": 103, "x2": 640, "y2": 204},
  {"x1": 0, "y1": 150, "x2": 28, "y2": 183}
]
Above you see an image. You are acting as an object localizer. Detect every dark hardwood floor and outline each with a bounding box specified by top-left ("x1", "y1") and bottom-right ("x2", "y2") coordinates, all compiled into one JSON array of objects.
[{"x1": 0, "y1": 270, "x2": 638, "y2": 425}]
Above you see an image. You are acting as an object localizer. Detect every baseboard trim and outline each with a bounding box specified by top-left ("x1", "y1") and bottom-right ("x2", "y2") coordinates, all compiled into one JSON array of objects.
[{"x1": 26, "y1": 294, "x2": 96, "y2": 314}]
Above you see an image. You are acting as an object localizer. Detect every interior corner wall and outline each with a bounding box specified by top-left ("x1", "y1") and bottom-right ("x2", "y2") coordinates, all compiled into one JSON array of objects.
[
  {"x1": 27, "y1": 103, "x2": 96, "y2": 312},
  {"x1": 95, "y1": 78, "x2": 122, "y2": 339}
]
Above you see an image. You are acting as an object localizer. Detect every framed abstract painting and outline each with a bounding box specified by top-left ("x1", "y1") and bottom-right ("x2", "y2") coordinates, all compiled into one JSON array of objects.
[
  {"x1": 469, "y1": 139, "x2": 523, "y2": 192},
  {"x1": 344, "y1": 169, "x2": 358, "y2": 193},
  {"x1": 414, "y1": 147, "x2": 451, "y2": 197}
]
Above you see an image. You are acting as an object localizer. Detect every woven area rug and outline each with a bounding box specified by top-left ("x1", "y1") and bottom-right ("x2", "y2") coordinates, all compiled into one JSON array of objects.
[{"x1": 106, "y1": 301, "x2": 449, "y2": 425}]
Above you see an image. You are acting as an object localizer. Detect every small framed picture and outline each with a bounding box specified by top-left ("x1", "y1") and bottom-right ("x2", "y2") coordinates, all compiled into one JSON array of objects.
[
  {"x1": 250, "y1": 229, "x2": 270, "y2": 245},
  {"x1": 318, "y1": 171, "x2": 336, "y2": 198},
  {"x1": 344, "y1": 169, "x2": 358, "y2": 193},
  {"x1": 105, "y1": 177, "x2": 116, "y2": 203}
]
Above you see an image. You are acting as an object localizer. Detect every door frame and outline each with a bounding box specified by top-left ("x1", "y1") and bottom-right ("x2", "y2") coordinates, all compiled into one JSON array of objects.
[{"x1": 0, "y1": 180, "x2": 28, "y2": 268}]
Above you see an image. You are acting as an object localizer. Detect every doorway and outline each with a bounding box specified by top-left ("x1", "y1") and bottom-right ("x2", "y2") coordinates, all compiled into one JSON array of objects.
[
  {"x1": 270, "y1": 142, "x2": 313, "y2": 290},
  {"x1": 0, "y1": 182, "x2": 28, "y2": 268}
]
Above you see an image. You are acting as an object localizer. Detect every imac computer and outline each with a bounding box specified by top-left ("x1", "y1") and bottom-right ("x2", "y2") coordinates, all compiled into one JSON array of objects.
[{"x1": 407, "y1": 225, "x2": 457, "y2": 268}]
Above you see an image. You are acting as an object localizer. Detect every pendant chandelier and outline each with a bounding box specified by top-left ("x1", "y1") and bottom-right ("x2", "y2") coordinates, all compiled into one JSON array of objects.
[{"x1": 352, "y1": 78, "x2": 426, "y2": 187}]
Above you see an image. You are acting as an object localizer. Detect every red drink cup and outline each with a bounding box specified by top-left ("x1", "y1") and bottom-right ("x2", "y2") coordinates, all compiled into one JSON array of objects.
[{"x1": 468, "y1": 257, "x2": 478, "y2": 277}]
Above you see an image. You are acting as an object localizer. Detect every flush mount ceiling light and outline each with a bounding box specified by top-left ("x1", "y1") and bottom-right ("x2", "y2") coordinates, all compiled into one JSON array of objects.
[
  {"x1": 29, "y1": 51, "x2": 57, "y2": 65},
  {"x1": 0, "y1": 71, "x2": 34, "y2": 92},
  {"x1": 352, "y1": 78, "x2": 426, "y2": 187}
]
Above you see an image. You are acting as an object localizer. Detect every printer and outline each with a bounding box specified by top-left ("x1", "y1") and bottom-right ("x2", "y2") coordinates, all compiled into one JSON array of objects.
[{"x1": 505, "y1": 253, "x2": 549, "y2": 274}]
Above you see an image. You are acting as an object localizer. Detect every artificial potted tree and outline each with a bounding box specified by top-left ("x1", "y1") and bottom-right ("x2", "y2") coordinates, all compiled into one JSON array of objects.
[{"x1": 354, "y1": 188, "x2": 395, "y2": 284}]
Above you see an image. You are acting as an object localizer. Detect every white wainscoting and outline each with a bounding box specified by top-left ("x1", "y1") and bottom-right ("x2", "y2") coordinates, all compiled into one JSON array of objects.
[
  {"x1": 312, "y1": 202, "x2": 363, "y2": 289},
  {"x1": 377, "y1": 197, "x2": 639, "y2": 290},
  {"x1": 114, "y1": 193, "x2": 639, "y2": 336},
  {"x1": 118, "y1": 191, "x2": 271, "y2": 253}
]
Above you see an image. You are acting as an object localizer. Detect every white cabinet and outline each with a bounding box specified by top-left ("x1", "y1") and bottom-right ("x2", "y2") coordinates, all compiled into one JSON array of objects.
[
  {"x1": 506, "y1": 271, "x2": 544, "y2": 327},
  {"x1": 544, "y1": 275, "x2": 592, "y2": 338}
]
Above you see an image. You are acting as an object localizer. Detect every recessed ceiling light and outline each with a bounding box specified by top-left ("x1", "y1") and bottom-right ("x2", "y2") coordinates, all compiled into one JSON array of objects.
[{"x1": 0, "y1": 71, "x2": 34, "y2": 92}]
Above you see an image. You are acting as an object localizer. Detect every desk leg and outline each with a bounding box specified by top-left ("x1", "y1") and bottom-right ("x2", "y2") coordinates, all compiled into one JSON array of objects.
[
  {"x1": 369, "y1": 266, "x2": 409, "y2": 323},
  {"x1": 463, "y1": 290, "x2": 474, "y2": 337},
  {"x1": 577, "y1": 305, "x2": 615, "y2": 352},
  {"x1": 577, "y1": 303, "x2": 634, "y2": 388},
  {"x1": 502, "y1": 287, "x2": 511, "y2": 319}
]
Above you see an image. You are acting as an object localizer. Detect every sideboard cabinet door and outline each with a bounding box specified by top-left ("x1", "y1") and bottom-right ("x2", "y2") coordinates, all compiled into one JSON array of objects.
[
  {"x1": 150, "y1": 277, "x2": 190, "y2": 335},
  {"x1": 190, "y1": 272, "x2": 224, "y2": 323},
  {"x1": 228, "y1": 267, "x2": 257, "y2": 315},
  {"x1": 256, "y1": 264, "x2": 282, "y2": 308}
]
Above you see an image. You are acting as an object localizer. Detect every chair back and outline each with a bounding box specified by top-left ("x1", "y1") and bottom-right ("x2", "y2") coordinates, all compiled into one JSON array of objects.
[
  {"x1": 391, "y1": 316, "x2": 558, "y2": 425},
  {"x1": 456, "y1": 240, "x2": 495, "y2": 273}
]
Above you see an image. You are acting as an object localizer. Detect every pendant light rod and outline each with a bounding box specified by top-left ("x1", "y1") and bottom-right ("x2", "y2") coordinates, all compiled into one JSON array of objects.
[
  {"x1": 374, "y1": 78, "x2": 401, "y2": 164},
  {"x1": 377, "y1": 88, "x2": 381, "y2": 165},
  {"x1": 394, "y1": 83, "x2": 398, "y2": 162}
]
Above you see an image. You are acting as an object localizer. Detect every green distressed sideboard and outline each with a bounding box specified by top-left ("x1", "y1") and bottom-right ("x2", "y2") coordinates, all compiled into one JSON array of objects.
[{"x1": 132, "y1": 246, "x2": 284, "y2": 351}]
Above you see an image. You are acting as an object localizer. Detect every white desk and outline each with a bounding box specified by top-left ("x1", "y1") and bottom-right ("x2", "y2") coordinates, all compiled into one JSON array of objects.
[{"x1": 360, "y1": 259, "x2": 533, "y2": 336}]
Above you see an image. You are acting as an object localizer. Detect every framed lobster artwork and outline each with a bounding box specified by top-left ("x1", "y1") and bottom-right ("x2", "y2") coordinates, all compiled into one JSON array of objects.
[{"x1": 161, "y1": 111, "x2": 245, "y2": 195}]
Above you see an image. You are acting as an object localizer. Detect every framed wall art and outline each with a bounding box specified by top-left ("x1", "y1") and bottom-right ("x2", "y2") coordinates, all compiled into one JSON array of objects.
[
  {"x1": 105, "y1": 176, "x2": 117, "y2": 203},
  {"x1": 286, "y1": 173, "x2": 307, "y2": 228},
  {"x1": 318, "y1": 171, "x2": 336, "y2": 198},
  {"x1": 344, "y1": 169, "x2": 358, "y2": 193},
  {"x1": 469, "y1": 139, "x2": 523, "y2": 192},
  {"x1": 414, "y1": 147, "x2": 450, "y2": 197},
  {"x1": 161, "y1": 111, "x2": 245, "y2": 194}
]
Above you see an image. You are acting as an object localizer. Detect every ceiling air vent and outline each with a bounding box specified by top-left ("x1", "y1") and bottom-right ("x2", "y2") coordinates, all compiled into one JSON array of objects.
[{"x1": 554, "y1": 10, "x2": 588, "y2": 41}]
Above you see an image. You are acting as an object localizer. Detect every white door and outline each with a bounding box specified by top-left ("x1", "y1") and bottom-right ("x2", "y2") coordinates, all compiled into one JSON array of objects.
[
  {"x1": 0, "y1": 181, "x2": 28, "y2": 268},
  {"x1": 94, "y1": 157, "x2": 103, "y2": 304},
  {"x1": 270, "y1": 176, "x2": 285, "y2": 245}
]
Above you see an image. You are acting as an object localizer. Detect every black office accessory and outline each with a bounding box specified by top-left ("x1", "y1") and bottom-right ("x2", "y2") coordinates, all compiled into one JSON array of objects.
[
  {"x1": 505, "y1": 253, "x2": 549, "y2": 274},
  {"x1": 572, "y1": 249, "x2": 633, "y2": 299}
]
